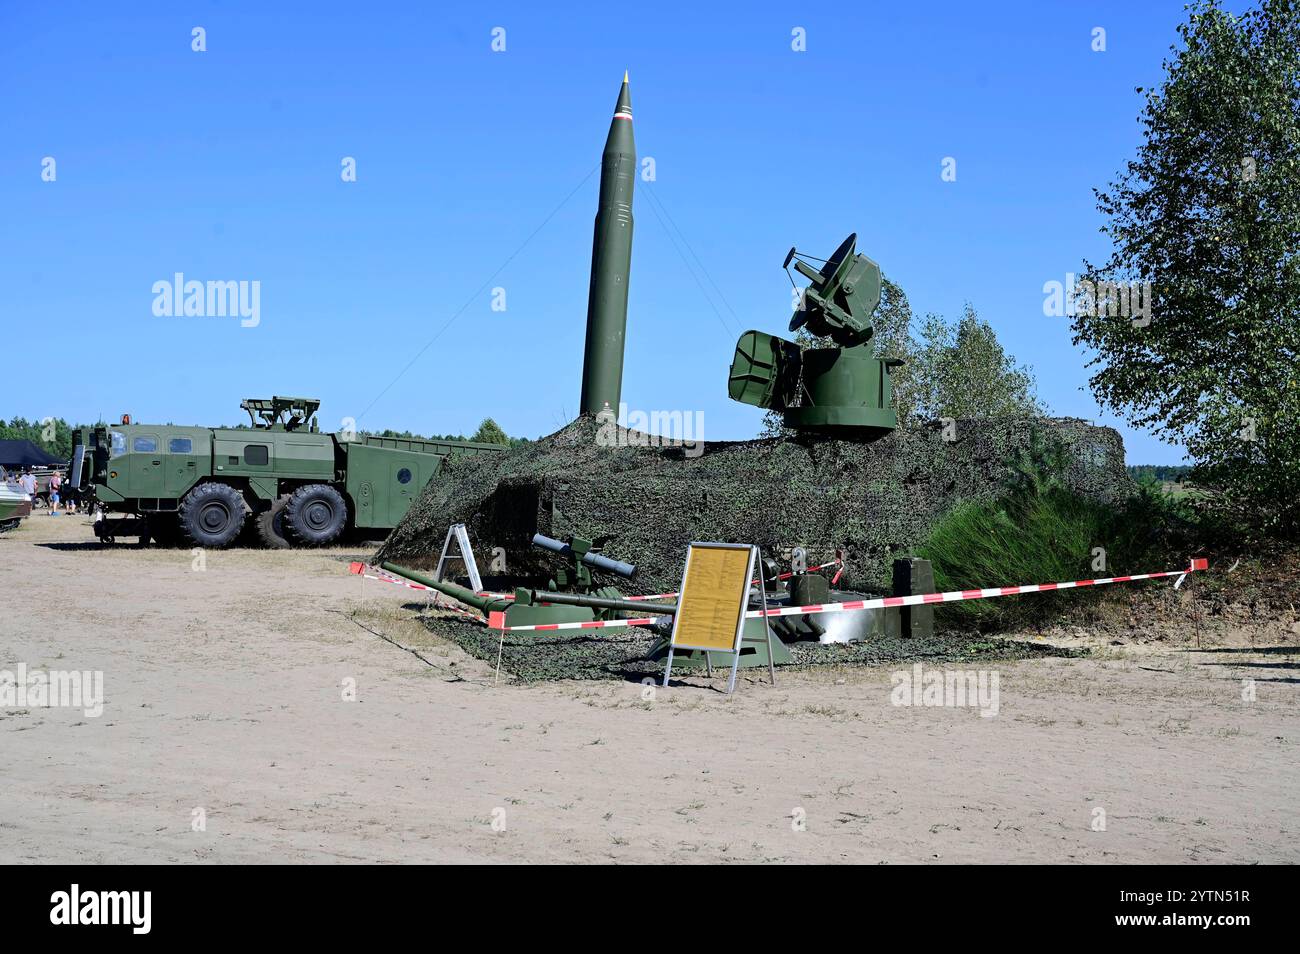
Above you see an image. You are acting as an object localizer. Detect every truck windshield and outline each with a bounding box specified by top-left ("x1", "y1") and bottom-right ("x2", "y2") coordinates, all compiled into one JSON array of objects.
[{"x1": 109, "y1": 431, "x2": 126, "y2": 458}]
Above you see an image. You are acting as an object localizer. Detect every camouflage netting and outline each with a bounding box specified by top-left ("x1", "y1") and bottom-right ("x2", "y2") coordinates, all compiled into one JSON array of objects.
[
  {"x1": 376, "y1": 415, "x2": 1131, "y2": 594},
  {"x1": 421, "y1": 614, "x2": 1077, "y2": 683}
]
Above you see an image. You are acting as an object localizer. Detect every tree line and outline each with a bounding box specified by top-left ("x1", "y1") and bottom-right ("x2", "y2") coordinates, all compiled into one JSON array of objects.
[
  {"x1": 0, "y1": 415, "x2": 524, "y2": 463},
  {"x1": 0, "y1": 417, "x2": 92, "y2": 462}
]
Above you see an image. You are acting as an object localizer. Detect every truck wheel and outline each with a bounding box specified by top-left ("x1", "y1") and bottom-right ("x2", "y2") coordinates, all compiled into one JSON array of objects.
[
  {"x1": 179, "y1": 483, "x2": 247, "y2": 548},
  {"x1": 255, "y1": 496, "x2": 292, "y2": 549},
  {"x1": 285, "y1": 484, "x2": 347, "y2": 546}
]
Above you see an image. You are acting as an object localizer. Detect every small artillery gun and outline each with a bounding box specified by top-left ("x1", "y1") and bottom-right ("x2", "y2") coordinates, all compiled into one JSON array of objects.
[
  {"x1": 506, "y1": 533, "x2": 657, "y2": 627},
  {"x1": 528, "y1": 533, "x2": 635, "y2": 594},
  {"x1": 728, "y1": 233, "x2": 904, "y2": 438},
  {"x1": 382, "y1": 531, "x2": 662, "y2": 629}
]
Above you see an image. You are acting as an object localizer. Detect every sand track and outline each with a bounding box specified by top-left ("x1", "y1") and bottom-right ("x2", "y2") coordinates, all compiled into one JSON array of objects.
[{"x1": 2, "y1": 514, "x2": 1296, "y2": 863}]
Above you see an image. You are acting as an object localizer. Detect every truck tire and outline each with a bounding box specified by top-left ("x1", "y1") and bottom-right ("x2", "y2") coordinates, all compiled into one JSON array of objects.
[
  {"x1": 285, "y1": 484, "x2": 347, "y2": 546},
  {"x1": 255, "y1": 495, "x2": 292, "y2": 549},
  {"x1": 179, "y1": 482, "x2": 247, "y2": 548}
]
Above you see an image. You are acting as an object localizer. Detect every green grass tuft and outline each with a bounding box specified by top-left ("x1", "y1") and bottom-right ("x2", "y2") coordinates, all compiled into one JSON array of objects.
[{"x1": 916, "y1": 437, "x2": 1198, "y2": 630}]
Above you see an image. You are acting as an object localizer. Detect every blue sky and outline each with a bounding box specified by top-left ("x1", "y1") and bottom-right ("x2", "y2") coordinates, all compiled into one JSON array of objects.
[{"x1": 1, "y1": 1, "x2": 1233, "y2": 462}]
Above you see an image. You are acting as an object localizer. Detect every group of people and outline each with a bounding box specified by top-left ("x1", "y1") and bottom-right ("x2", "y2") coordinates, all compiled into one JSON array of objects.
[{"x1": 7, "y1": 468, "x2": 77, "y2": 514}]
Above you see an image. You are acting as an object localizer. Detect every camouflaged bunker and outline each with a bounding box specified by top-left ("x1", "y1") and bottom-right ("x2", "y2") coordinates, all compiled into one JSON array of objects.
[
  {"x1": 378, "y1": 414, "x2": 1130, "y2": 596},
  {"x1": 378, "y1": 78, "x2": 1132, "y2": 593}
]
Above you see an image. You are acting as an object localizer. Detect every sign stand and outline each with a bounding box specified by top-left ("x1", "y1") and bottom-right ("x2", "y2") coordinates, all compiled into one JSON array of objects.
[
  {"x1": 663, "y1": 543, "x2": 773, "y2": 695},
  {"x1": 758, "y1": 568, "x2": 776, "y2": 688}
]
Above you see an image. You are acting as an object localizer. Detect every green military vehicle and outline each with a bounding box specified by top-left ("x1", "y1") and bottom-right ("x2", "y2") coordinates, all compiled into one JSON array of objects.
[{"x1": 69, "y1": 396, "x2": 504, "y2": 548}]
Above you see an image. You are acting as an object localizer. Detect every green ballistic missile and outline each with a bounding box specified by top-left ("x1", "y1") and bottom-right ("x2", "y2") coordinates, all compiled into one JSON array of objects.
[{"x1": 579, "y1": 73, "x2": 636, "y2": 416}]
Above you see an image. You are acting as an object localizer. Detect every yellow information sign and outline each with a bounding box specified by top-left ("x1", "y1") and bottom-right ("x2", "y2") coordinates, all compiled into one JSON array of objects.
[{"x1": 669, "y1": 543, "x2": 755, "y2": 652}]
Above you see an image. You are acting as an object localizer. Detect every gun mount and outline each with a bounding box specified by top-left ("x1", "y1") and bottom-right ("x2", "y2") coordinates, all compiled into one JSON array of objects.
[
  {"x1": 531, "y1": 532, "x2": 637, "y2": 592},
  {"x1": 240, "y1": 396, "x2": 322, "y2": 432},
  {"x1": 728, "y1": 233, "x2": 903, "y2": 438}
]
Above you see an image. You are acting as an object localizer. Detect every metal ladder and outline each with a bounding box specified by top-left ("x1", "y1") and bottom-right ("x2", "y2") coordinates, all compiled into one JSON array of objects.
[{"x1": 434, "y1": 523, "x2": 484, "y2": 593}]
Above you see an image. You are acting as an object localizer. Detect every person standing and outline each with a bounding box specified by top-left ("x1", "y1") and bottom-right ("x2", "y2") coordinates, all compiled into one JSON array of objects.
[{"x1": 48, "y1": 470, "x2": 62, "y2": 514}]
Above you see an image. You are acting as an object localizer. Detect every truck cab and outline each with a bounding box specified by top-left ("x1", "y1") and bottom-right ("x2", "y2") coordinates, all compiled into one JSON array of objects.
[{"x1": 87, "y1": 423, "x2": 213, "y2": 510}]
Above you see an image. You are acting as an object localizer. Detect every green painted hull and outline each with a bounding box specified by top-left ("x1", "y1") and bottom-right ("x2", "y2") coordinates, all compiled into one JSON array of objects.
[{"x1": 0, "y1": 484, "x2": 32, "y2": 531}]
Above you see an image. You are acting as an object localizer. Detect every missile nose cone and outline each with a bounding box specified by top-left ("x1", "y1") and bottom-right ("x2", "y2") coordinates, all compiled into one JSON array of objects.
[{"x1": 614, "y1": 73, "x2": 632, "y2": 118}]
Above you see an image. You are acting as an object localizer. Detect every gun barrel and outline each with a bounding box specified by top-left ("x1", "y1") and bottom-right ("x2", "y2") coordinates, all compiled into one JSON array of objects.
[
  {"x1": 528, "y1": 589, "x2": 676, "y2": 617},
  {"x1": 379, "y1": 562, "x2": 512, "y2": 614},
  {"x1": 530, "y1": 533, "x2": 637, "y2": 579}
]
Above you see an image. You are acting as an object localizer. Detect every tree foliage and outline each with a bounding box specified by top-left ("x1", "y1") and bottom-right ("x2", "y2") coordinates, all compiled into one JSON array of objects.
[
  {"x1": 470, "y1": 417, "x2": 511, "y2": 446},
  {"x1": 1126, "y1": 464, "x2": 1194, "y2": 483},
  {"x1": 0, "y1": 413, "x2": 526, "y2": 458},
  {"x1": 903, "y1": 305, "x2": 1044, "y2": 421},
  {"x1": 366, "y1": 419, "x2": 525, "y2": 446},
  {"x1": 1074, "y1": 0, "x2": 1300, "y2": 536},
  {"x1": 0, "y1": 416, "x2": 89, "y2": 462}
]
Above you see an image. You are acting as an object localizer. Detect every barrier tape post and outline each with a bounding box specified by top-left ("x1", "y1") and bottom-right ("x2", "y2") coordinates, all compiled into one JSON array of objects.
[{"x1": 489, "y1": 611, "x2": 508, "y2": 686}]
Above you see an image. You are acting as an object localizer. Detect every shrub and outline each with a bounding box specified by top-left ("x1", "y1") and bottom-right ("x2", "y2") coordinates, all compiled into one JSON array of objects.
[{"x1": 917, "y1": 437, "x2": 1198, "y2": 630}]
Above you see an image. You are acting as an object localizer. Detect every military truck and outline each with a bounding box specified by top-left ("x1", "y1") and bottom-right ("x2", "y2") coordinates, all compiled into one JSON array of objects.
[{"x1": 69, "y1": 397, "x2": 504, "y2": 548}]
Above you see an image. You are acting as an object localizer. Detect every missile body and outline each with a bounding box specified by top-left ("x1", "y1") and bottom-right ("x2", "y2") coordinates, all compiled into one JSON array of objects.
[{"x1": 579, "y1": 76, "x2": 636, "y2": 416}]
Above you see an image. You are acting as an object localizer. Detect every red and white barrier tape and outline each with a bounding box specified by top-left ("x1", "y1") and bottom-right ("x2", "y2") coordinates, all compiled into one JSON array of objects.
[
  {"x1": 350, "y1": 563, "x2": 488, "y2": 623},
  {"x1": 494, "y1": 615, "x2": 665, "y2": 633},
  {"x1": 351, "y1": 558, "x2": 1208, "y2": 635},
  {"x1": 352, "y1": 563, "x2": 428, "y2": 592},
  {"x1": 621, "y1": 558, "x2": 844, "y2": 601},
  {"x1": 488, "y1": 558, "x2": 1209, "y2": 633},
  {"x1": 742, "y1": 558, "x2": 1208, "y2": 622},
  {"x1": 351, "y1": 558, "x2": 842, "y2": 605}
]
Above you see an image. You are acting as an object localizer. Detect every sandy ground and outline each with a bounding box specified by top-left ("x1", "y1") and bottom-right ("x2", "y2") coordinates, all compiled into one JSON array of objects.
[{"x1": 1, "y1": 512, "x2": 1297, "y2": 864}]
